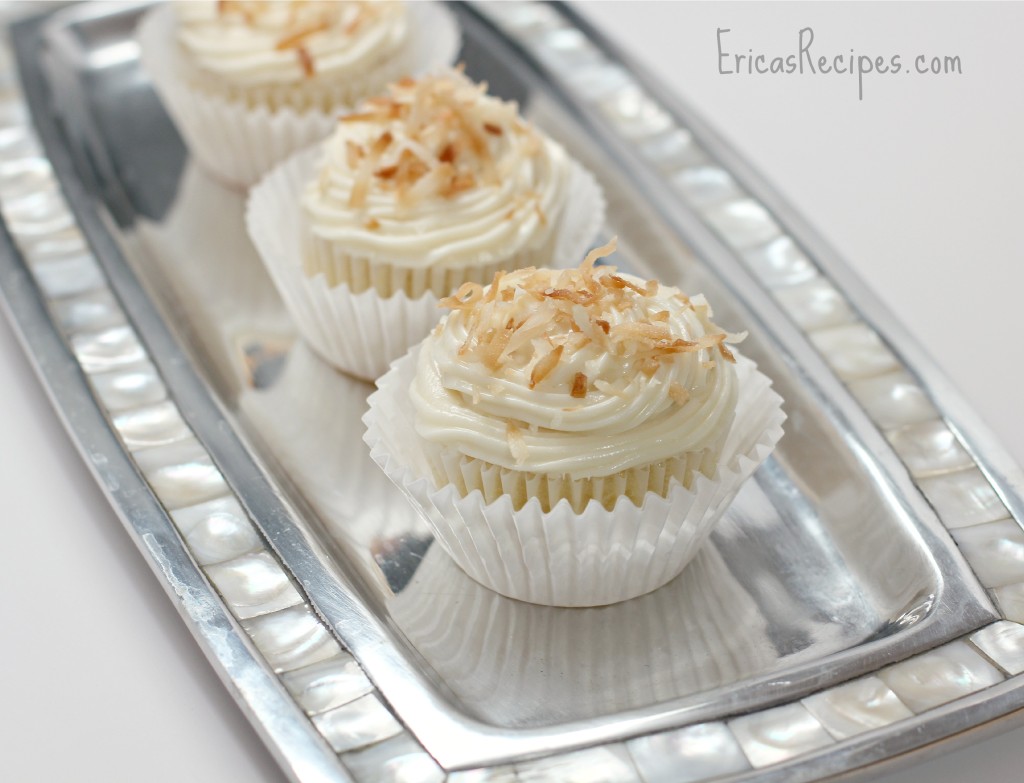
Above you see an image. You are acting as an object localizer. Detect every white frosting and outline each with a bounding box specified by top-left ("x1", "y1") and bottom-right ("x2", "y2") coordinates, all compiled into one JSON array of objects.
[
  {"x1": 411, "y1": 262, "x2": 740, "y2": 479},
  {"x1": 301, "y1": 71, "x2": 572, "y2": 268},
  {"x1": 176, "y1": 1, "x2": 408, "y2": 88}
]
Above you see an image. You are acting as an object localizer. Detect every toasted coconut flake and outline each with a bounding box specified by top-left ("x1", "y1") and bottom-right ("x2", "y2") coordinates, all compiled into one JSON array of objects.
[
  {"x1": 364, "y1": 217, "x2": 380, "y2": 230},
  {"x1": 571, "y1": 372, "x2": 588, "y2": 398},
  {"x1": 345, "y1": 141, "x2": 364, "y2": 168},
  {"x1": 371, "y1": 131, "x2": 393, "y2": 156},
  {"x1": 296, "y1": 46, "x2": 315, "y2": 78},
  {"x1": 440, "y1": 171, "x2": 476, "y2": 198},
  {"x1": 581, "y1": 237, "x2": 618, "y2": 270},
  {"x1": 669, "y1": 383, "x2": 690, "y2": 405},
  {"x1": 506, "y1": 421, "x2": 528, "y2": 465},
  {"x1": 640, "y1": 359, "x2": 660, "y2": 377},
  {"x1": 608, "y1": 275, "x2": 646, "y2": 295},
  {"x1": 480, "y1": 323, "x2": 513, "y2": 370},
  {"x1": 482, "y1": 271, "x2": 505, "y2": 303},
  {"x1": 331, "y1": 70, "x2": 541, "y2": 204},
  {"x1": 529, "y1": 345, "x2": 564, "y2": 389},
  {"x1": 652, "y1": 310, "x2": 670, "y2": 322},
  {"x1": 276, "y1": 20, "x2": 331, "y2": 50},
  {"x1": 347, "y1": 173, "x2": 368, "y2": 209},
  {"x1": 611, "y1": 322, "x2": 672, "y2": 344},
  {"x1": 438, "y1": 281, "x2": 484, "y2": 309},
  {"x1": 719, "y1": 343, "x2": 737, "y2": 363}
]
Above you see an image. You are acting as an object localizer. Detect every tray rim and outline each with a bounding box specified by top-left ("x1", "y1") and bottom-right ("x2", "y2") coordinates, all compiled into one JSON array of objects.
[{"x1": 1, "y1": 1, "x2": 1023, "y2": 781}]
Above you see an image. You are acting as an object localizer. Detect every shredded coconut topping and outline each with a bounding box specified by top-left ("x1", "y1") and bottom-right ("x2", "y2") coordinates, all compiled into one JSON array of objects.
[
  {"x1": 437, "y1": 238, "x2": 737, "y2": 399},
  {"x1": 331, "y1": 68, "x2": 541, "y2": 207},
  {"x1": 212, "y1": 1, "x2": 384, "y2": 79}
]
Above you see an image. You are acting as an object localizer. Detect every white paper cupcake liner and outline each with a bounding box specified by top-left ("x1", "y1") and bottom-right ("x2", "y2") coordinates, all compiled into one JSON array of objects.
[
  {"x1": 246, "y1": 145, "x2": 605, "y2": 380},
  {"x1": 363, "y1": 347, "x2": 786, "y2": 607},
  {"x1": 137, "y1": 2, "x2": 461, "y2": 189},
  {"x1": 426, "y1": 445, "x2": 715, "y2": 514}
]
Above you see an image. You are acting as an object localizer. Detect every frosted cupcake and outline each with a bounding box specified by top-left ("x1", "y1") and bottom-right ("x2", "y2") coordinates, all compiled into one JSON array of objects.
[
  {"x1": 247, "y1": 69, "x2": 604, "y2": 379},
  {"x1": 137, "y1": 1, "x2": 459, "y2": 187},
  {"x1": 364, "y1": 240, "x2": 786, "y2": 606}
]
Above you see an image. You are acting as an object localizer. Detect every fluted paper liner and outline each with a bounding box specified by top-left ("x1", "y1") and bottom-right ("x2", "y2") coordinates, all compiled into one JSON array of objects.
[
  {"x1": 246, "y1": 145, "x2": 605, "y2": 380},
  {"x1": 363, "y1": 347, "x2": 786, "y2": 607},
  {"x1": 137, "y1": 2, "x2": 461, "y2": 189},
  {"x1": 426, "y1": 443, "x2": 717, "y2": 514}
]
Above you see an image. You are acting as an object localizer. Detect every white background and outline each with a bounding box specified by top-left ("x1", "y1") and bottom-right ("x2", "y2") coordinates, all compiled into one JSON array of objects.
[{"x1": 2, "y1": 2, "x2": 1024, "y2": 781}]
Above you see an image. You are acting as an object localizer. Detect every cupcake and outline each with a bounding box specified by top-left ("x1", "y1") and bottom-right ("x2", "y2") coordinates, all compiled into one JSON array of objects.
[
  {"x1": 247, "y1": 69, "x2": 604, "y2": 380},
  {"x1": 137, "y1": 1, "x2": 460, "y2": 188},
  {"x1": 364, "y1": 239, "x2": 786, "y2": 606}
]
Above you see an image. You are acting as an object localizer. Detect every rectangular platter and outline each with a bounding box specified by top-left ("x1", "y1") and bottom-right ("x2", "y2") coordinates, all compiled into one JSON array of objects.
[{"x1": 2, "y1": 2, "x2": 1024, "y2": 781}]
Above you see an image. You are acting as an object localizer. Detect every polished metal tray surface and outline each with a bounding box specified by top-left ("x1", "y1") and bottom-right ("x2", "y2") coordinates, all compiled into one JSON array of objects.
[{"x1": 3, "y1": 2, "x2": 1024, "y2": 782}]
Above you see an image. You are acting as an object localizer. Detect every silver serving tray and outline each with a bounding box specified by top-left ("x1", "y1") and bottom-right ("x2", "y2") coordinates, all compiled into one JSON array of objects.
[{"x1": 3, "y1": 2, "x2": 1024, "y2": 782}]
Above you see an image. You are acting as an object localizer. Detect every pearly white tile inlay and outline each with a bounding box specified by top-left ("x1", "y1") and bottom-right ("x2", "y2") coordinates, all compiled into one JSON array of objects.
[
  {"x1": 72, "y1": 324, "x2": 146, "y2": 373},
  {"x1": 242, "y1": 605, "x2": 343, "y2": 672},
  {"x1": 597, "y1": 86, "x2": 673, "y2": 140},
  {"x1": 918, "y1": 468, "x2": 1011, "y2": 529},
  {"x1": 637, "y1": 128, "x2": 708, "y2": 172},
  {"x1": 704, "y1": 198, "x2": 782, "y2": 250},
  {"x1": 89, "y1": 361, "x2": 167, "y2": 413},
  {"x1": 802, "y1": 676, "x2": 913, "y2": 740},
  {"x1": 669, "y1": 166, "x2": 742, "y2": 210},
  {"x1": 886, "y1": 420, "x2": 975, "y2": 478},
  {"x1": 51, "y1": 288, "x2": 126, "y2": 334},
  {"x1": 774, "y1": 277, "x2": 855, "y2": 332},
  {"x1": 170, "y1": 496, "x2": 262, "y2": 566},
  {"x1": 742, "y1": 235, "x2": 817, "y2": 288},
  {"x1": 134, "y1": 436, "x2": 229, "y2": 511},
  {"x1": 729, "y1": 703, "x2": 834, "y2": 768},
  {"x1": 311, "y1": 693, "x2": 403, "y2": 754},
  {"x1": 342, "y1": 732, "x2": 445, "y2": 783},
  {"x1": 516, "y1": 745, "x2": 640, "y2": 782},
  {"x1": 30, "y1": 252, "x2": 104, "y2": 299},
  {"x1": 879, "y1": 641, "x2": 1004, "y2": 713},
  {"x1": 809, "y1": 322, "x2": 900, "y2": 381},
  {"x1": 992, "y1": 583, "x2": 1024, "y2": 624},
  {"x1": 970, "y1": 622, "x2": 1024, "y2": 676},
  {"x1": 847, "y1": 371, "x2": 938, "y2": 431},
  {"x1": 112, "y1": 400, "x2": 191, "y2": 451},
  {"x1": 282, "y1": 654, "x2": 374, "y2": 716},
  {"x1": 204, "y1": 551, "x2": 304, "y2": 620},
  {"x1": 626, "y1": 722, "x2": 750, "y2": 782},
  {"x1": 950, "y1": 520, "x2": 1024, "y2": 588}
]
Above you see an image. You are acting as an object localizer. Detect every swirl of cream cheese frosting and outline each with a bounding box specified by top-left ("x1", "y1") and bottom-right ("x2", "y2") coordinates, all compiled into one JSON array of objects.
[
  {"x1": 411, "y1": 242, "x2": 741, "y2": 479},
  {"x1": 300, "y1": 70, "x2": 572, "y2": 267},
  {"x1": 175, "y1": 1, "x2": 408, "y2": 88}
]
